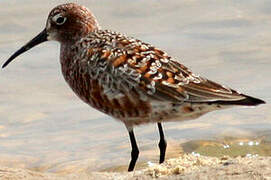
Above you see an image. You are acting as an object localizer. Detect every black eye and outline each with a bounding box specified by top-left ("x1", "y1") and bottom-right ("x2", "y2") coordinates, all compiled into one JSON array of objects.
[{"x1": 55, "y1": 16, "x2": 67, "y2": 25}]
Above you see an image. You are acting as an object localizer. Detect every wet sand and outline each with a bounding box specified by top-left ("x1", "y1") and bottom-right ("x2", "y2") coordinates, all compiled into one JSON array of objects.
[{"x1": 1, "y1": 154, "x2": 270, "y2": 180}]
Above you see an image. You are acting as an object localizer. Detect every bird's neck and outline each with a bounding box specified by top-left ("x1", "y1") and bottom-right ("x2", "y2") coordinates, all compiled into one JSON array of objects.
[{"x1": 60, "y1": 42, "x2": 75, "y2": 76}]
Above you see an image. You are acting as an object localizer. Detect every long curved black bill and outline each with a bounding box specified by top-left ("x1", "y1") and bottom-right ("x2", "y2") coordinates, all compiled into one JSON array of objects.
[{"x1": 2, "y1": 29, "x2": 48, "y2": 68}]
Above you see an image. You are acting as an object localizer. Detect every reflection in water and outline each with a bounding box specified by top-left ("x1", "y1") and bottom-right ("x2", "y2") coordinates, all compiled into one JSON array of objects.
[
  {"x1": 182, "y1": 133, "x2": 271, "y2": 158},
  {"x1": 0, "y1": 0, "x2": 270, "y2": 174}
]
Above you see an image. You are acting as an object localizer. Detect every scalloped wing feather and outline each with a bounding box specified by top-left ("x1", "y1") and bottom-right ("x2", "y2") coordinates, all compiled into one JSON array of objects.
[{"x1": 82, "y1": 30, "x2": 246, "y2": 104}]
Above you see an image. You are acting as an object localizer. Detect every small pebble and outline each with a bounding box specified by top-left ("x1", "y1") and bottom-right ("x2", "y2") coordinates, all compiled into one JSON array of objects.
[
  {"x1": 147, "y1": 161, "x2": 155, "y2": 167},
  {"x1": 223, "y1": 144, "x2": 230, "y2": 149},
  {"x1": 248, "y1": 141, "x2": 254, "y2": 146}
]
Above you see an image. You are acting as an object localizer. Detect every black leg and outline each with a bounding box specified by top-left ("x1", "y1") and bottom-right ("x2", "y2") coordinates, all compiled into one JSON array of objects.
[
  {"x1": 128, "y1": 130, "x2": 139, "y2": 171},
  {"x1": 157, "y1": 122, "x2": 167, "y2": 164}
]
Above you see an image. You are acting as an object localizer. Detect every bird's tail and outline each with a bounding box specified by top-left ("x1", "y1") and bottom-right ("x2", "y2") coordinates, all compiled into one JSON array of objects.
[{"x1": 213, "y1": 94, "x2": 265, "y2": 106}]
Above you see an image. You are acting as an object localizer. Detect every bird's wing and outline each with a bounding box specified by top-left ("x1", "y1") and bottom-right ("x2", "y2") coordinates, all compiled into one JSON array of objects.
[
  {"x1": 85, "y1": 30, "x2": 245, "y2": 103},
  {"x1": 124, "y1": 46, "x2": 245, "y2": 103}
]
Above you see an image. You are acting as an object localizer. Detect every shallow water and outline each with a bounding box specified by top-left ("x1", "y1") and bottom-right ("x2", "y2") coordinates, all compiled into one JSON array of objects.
[{"x1": 0, "y1": 0, "x2": 270, "y2": 173}]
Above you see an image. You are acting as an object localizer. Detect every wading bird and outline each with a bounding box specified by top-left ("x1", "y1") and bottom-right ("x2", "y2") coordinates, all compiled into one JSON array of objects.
[{"x1": 2, "y1": 3, "x2": 265, "y2": 171}]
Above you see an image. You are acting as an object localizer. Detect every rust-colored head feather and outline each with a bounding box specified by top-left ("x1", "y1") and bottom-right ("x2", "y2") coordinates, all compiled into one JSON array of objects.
[{"x1": 46, "y1": 3, "x2": 100, "y2": 42}]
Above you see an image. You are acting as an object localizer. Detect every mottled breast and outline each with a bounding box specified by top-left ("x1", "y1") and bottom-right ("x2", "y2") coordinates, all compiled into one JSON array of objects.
[{"x1": 59, "y1": 30, "x2": 154, "y2": 122}]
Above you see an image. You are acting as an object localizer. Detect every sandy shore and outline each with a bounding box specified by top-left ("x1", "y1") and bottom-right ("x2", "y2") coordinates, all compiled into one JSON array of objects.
[{"x1": 0, "y1": 154, "x2": 270, "y2": 180}]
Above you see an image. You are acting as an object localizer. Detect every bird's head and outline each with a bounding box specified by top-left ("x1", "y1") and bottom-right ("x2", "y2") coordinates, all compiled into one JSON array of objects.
[{"x1": 2, "y1": 3, "x2": 99, "y2": 68}]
